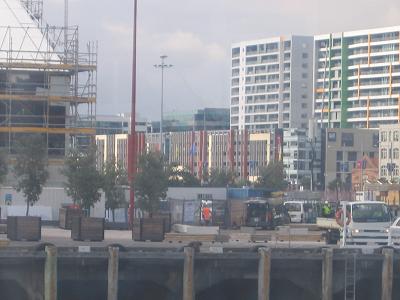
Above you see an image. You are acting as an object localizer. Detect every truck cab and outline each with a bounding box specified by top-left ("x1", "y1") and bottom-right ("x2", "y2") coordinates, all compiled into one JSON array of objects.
[
  {"x1": 245, "y1": 199, "x2": 290, "y2": 229},
  {"x1": 343, "y1": 201, "x2": 392, "y2": 246},
  {"x1": 245, "y1": 199, "x2": 272, "y2": 229}
]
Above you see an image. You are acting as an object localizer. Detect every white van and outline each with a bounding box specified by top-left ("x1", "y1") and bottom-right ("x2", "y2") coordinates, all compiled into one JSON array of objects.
[{"x1": 284, "y1": 201, "x2": 304, "y2": 223}]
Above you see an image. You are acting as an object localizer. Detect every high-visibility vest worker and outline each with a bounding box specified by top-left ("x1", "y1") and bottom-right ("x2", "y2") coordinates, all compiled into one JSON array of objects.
[
  {"x1": 202, "y1": 206, "x2": 211, "y2": 221},
  {"x1": 323, "y1": 204, "x2": 331, "y2": 217}
]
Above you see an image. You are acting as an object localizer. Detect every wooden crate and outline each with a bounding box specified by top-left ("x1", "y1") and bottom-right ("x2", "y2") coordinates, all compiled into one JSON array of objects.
[
  {"x1": 71, "y1": 217, "x2": 104, "y2": 241},
  {"x1": 59, "y1": 208, "x2": 83, "y2": 229},
  {"x1": 7, "y1": 216, "x2": 41, "y2": 241},
  {"x1": 132, "y1": 218, "x2": 165, "y2": 242},
  {"x1": 152, "y1": 213, "x2": 171, "y2": 233}
]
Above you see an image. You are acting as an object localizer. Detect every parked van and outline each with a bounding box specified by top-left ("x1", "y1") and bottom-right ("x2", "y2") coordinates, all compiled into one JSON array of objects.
[{"x1": 284, "y1": 201, "x2": 304, "y2": 223}]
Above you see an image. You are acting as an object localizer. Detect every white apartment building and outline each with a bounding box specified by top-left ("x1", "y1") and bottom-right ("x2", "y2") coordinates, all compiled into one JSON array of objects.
[
  {"x1": 282, "y1": 128, "x2": 322, "y2": 189},
  {"x1": 379, "y1": 124, "x2": 400, "y2": 181},
  {"x1": 230, "y1": 36, "x2": 314, "y2": 130},
  {"x1": 314, "y1": 26, "x2": 400, "y2": 129}
]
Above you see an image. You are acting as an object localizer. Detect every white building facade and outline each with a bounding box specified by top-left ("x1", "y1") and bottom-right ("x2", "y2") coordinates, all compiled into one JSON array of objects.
[
  {"x1": 230, "y1": 36, "x2": 314, "y2": 131},
  {"x1": 314, "y1": 26, "x2": 400, "y2": 129},
  {"x1": 282, "y1": 128, "x2": 322, "y2": 189},
  {"x1": 379, "y1": 124, "x2": 400, "y2": 181}
]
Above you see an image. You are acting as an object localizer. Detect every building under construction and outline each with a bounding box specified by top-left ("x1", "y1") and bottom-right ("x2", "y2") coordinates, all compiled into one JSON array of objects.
[{"x1": 0, "y1": 0, "x2": 97, "y2": 161}]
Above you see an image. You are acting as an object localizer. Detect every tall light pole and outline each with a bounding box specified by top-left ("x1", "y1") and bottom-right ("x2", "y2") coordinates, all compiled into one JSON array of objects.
[
  {"x1": 128, "y1": 0, "x2": 138, "y2": 226},
  {"x1": 154, "y1": 56, "x2": 172, "y2": 155}
]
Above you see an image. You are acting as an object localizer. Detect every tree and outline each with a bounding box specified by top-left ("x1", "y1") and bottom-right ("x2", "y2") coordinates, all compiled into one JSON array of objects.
[
  {"x1": 62, "y1": 146, "x2": 103, "y2": 212},
  {"x1": 134, "y1": 152, "x2": 168, "y2": 216},
  {"x1": 256, "y1": 161, "x2": 287, "y2": 190},
  {"x1": 14, "y1": 134, "x2": 49, "y2": 216},
  {"x1": 233, "y1": 178, "x2": 251, "y2": 188},
  {"x1": 168, "y1": 163, "x2": 201, "y2": 187},
  {"x1": 208, "y1": 169, "x2": 236, "y2": 187},
  {"x1": 328, "y1": 178, "x2": 344, "y2": 203},
  {"x1": 102, "y1": 159, "x2": 128, "y2": 221}
]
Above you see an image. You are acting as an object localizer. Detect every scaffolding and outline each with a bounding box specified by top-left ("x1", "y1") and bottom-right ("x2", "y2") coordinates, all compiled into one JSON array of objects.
[
  {"x1": 0, "y1": 1, "x2": 97, "y2": 157},
  {"x1": 20, "y1": 0, "x2": 43, "y2": 24}
]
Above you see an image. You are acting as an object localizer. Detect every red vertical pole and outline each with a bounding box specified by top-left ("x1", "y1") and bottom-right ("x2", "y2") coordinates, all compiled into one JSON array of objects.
[
  {"x1": 128, "y1": 0, "x2": 138, "y2": 226},
  {"x1": 190, "y1": 131, "x2": 195, "y2": 174},
  {"x1": 198, "y1": 130, "x2": 203, "y2": 179},
  {"x1": 243, "y1": 129, "x2": 248, "y2": 181},
  {"x1": 229, "y1": 129, "x2": 234, "y2": 171}
]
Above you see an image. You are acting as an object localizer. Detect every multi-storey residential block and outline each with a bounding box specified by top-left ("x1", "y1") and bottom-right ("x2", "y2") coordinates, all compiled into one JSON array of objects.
[
  {"x1": 231, "y1": 36, "x2": 314, "y2": 130},
  {"x1": 314, "y1": 26, "x2": 400, "y2": 128},
  {"x1": 379, "y1": 124, "x2": 400, "y2": 181},
  {"x1": 96, "y1": 130, "x2": 278, "y2": 182}
]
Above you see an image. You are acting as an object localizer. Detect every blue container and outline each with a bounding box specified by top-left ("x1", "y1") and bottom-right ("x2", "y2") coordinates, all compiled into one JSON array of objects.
[{"x1": 228, "y1": 187, "x2": 272, "y2": 199}]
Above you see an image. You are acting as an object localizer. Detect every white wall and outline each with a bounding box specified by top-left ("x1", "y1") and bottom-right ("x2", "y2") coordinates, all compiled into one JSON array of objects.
[
  {"x1": 0, "y1": 186, "x2": 105, "y2": 220},
  {"x1": 166, "y1": 187, "x2": 227, "y2": 200}
]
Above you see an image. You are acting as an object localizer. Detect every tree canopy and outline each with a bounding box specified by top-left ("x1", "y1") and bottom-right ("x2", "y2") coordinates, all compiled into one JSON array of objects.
[
  {"x1": 256, "y1": 161, "x2": 287, "y2": 190},
  {"x1": 134, "y1": 152, "x2": 168, "y2": 216},
  {"x1": 168, "y1": 163, "x2": 201, "y2": 187},
  {"x1": 62, "y1": 146, "x2": 103, "y2": 211},
  {"x1": 208, "y1": 169, "x2": 236, "y2": 187},
  {"x1": 14, "y1": 134, "x2": 49, "y2": 216},
  {"x1": 102, "y1": 159, "x2": 128, "y2": 221}
]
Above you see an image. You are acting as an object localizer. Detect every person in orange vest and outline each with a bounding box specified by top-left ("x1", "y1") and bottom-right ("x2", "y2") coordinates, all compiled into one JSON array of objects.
[{"x1": 202, "y1": 205, "x2": 211, "y2": 226}]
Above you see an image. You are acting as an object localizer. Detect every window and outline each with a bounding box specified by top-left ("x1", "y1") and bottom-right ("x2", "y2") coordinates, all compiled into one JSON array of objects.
[
  {"x1": 301, "y1": 94, "x2": 307, "y2": 99},
  {"x1": 336, "y1": 151, "x2": 343, "y2": 161},
  {"x1": 302, "y1": 63, "x2": 308, "y2": 68},
  {"x1": 301, "y1": 103, "x2": 307, "y2": 108},
  {"x1": 373, "y1": 133, "x2": 379, "y2": 148},
  {"x1": 381, "y1": 148, "x2": 388, "y2": 159},
  {"x1": 394, "y1": 131, "x2": 399, "y2": 142},
  {"x1": 394, "y1": 165, "x2": 399, "y2": 176},
  {"x1": 302, "y1": 53, "x2": 308, "y2": 59},
  {"x1": 381, "y1": 166, "x2": 388, "y2": 176},
  {"x1": 394, "y1": 148, "x2": 399, "y2": 159},
  {"x1": 328, "y1": 132, "x2": 336, "y2": 142},
  {"x1": 348, "y1": 151, "x2": 357, "y2": 161},
  {"x1": 341, "y1": 133, "x2": 354, "y2": 147},
  {"x1": 381, "y1": 131, "x2": 387, "y2": 142},
  {"x1": 302, "y1": 73, "x2": 308, "y2": 79}
]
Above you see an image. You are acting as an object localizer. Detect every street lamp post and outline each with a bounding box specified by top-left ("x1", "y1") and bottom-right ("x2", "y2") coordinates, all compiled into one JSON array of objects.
[
  {"x1": 307, "y1": 137, "x2": 316, "y2": 192},
  {"x1": 128, "y1": 0, "x2": 138, "y2": 226},
  {"x1": 154, "y1": 56, "x2": 173, "y2": 155}
]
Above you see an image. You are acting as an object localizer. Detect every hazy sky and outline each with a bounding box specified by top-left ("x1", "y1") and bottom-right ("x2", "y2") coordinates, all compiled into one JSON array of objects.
[{"x1": 42, "y1": 0, "x2": 400, "y2": 121}]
